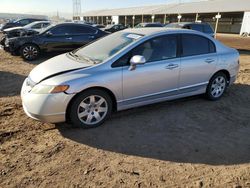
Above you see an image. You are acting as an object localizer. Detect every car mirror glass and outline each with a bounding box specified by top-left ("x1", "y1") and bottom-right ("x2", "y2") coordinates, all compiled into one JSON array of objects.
[{"x1": 129, "y1": 55, "x2": 146, "y2": 71}]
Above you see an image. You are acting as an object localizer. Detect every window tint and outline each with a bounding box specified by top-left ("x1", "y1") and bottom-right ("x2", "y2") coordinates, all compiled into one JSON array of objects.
[
  {"x1": 181, "y1": 34, "x2": 216, "y2": 57},
  {"x1": 189, "y1": 24, "x2": 203, "y2": 32},
  {"x1": 50, "y1": 26, "x2": 69, "y2": 35},
  {"x1": 50, "y1": 25, "x2": 96, "y2": 35},
  {"x1": 113, "y1": 35, "x2": 178, "y2": 67},
  {"x1": 204, "y1": 25, "x2": 214, "y2": 33},
  {"x1": 18, "y1": 19, "x2": 30, "y2": 25},
  {"x1": 145, "y1": 24, "x2": 162, "y2": 27},
  {"x1": 42, "y1": 23, "x2": 50, "y2": 28},
  {"x1": 69, "y1": 25, "x2": 96, "y2": 34},
  {"x1": 32, "y1": 23, "x2": 42, "y2": 29}
]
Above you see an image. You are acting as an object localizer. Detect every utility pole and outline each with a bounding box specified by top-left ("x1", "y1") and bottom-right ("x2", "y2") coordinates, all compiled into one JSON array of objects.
[{"x1": 73, "y1": 0, "x2": 81, "y2": 20}]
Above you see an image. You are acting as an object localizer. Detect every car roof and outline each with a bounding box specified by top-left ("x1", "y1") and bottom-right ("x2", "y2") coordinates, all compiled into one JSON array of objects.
[
  {"x1": 122, "y1": 27, "x2": 202, "y2": 36},
  {"x1": 169, "y1": 22, "x2": 209, "y2": 26},
  {"x1": 55, "y1": 22, "x2": 92, "y2": 27}
]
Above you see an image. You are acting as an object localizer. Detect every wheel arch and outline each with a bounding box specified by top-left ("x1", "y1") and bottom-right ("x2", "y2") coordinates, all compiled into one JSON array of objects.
[
  {"x1": 210, "y1": 69, "x2": 231, "y2": 85},
  {"x1": 65, "y1": 86, "x2": 118, "y2": 122}
]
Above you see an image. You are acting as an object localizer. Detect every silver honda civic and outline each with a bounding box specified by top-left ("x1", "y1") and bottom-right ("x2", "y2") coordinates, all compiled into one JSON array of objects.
[{"x1": 21, "y1": 28, "x2": 239, "y2": 128}]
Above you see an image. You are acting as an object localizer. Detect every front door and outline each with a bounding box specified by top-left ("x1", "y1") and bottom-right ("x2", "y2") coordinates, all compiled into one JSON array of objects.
[{"x1": 121, "y1": 34, "x2": 180, "y2": 106}]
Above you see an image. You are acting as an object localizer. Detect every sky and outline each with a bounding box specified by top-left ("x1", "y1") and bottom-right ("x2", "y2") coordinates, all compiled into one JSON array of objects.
[{"x1": 0, "y1": 0, "x2": 197, "y2": 18}]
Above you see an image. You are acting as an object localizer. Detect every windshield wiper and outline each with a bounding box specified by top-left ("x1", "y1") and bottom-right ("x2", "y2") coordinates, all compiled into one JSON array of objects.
[{"x1": 69, "y1": 52, "x2": 95, "y2": 64}]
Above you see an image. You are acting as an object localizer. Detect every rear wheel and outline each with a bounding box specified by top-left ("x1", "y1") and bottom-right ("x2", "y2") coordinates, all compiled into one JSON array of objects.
[
  {"x1": 206, "y1": 72, "x2": 228, "y2": 100},
  {"x1": 20, "y1": 44, "x2": 40, "y2": 61},
  {"x1": 69, "y1": 89, "x2": 113, "y2": 128}
]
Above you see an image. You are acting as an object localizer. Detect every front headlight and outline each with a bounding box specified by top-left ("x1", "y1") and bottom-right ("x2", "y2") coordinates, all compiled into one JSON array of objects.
[{"x1": 31, "y1": 85, "x2": 69, "y2": 94}]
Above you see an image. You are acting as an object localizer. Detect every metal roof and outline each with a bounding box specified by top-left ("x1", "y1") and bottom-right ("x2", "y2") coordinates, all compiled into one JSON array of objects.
[{"x1": 82, "y1": 0, "x2": 250, "y2": 16}]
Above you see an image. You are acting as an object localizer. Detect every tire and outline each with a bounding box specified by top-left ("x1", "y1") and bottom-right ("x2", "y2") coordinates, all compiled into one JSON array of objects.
[
  {"x1": 69, "y1": 89, "x2": 113, "y2": 128},
  {"x1": 0, "y1": 36, "x2": 5, "y2": 46},
  {"x1": 20, "y1": 44, "x2": 40, "y2": 61},
  {"x1": 206, "y1": 72, "x2": 228, "y2": 101}
]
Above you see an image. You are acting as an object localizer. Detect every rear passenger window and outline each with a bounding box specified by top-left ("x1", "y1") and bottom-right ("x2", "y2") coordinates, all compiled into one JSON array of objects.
[
  {"x1": 204, "y1": 25, "x2": 214, "y2": 33},
  {"x1": 189, "y1": 24, "x2": 203, "y2": 32},
  {"x1": 69, "y1": 25, "x2": 96, "y2": 34},
  {"x1": 181, "y1": 34, "x2": 216, "y2": 57}
]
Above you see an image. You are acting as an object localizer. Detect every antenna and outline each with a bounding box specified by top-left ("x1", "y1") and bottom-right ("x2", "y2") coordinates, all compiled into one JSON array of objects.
[{"x1": 73, "y1": 0, "x2": 81, "y2": 20}]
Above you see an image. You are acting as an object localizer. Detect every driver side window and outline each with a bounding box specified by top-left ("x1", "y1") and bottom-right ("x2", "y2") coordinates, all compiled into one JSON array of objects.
[{"x1": 112, "y1": 34, "x2": 178, "y2": 68}]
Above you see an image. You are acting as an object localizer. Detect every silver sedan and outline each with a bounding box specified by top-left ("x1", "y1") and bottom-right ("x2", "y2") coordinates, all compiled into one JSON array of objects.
[{"x1": 21, "y1": 28, "x2": 239, "y2": 128}]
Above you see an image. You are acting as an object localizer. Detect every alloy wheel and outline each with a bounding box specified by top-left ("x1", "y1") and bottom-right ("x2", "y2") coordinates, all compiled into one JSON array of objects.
[
  {"x1": 77, "y1": 95, "x2": 108, "y2": 125},
  {"x1": 23, "y1": 46, "x2": 38, "y2": 60},
  {"x1": 210, "y1": 76, "x2": 226, "y2": 98}
]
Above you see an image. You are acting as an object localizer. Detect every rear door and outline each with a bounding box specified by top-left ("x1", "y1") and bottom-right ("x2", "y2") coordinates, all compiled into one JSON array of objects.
[
  {"x1": 179, "y1": 34, "x2": 217, "y2": 93},
  {"x1": 69, "y1": 25, "x2": 99, "y2": 48}
]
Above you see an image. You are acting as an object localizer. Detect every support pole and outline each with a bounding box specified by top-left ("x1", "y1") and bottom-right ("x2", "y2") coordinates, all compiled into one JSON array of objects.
[
  {"x1": 132, "y1": 15, "x2": 135, "y2": 28},
  {"x1": 152, "y1": 15, "x2": 155, "y2": 23},
  {"x1": 142, "y1": 15, "x2": 144, "y2": 23},
  {"x1": 214, "y1": 13, "x2": 221, "y2": 38},
  {"x1": 164, "y1": 14, "x2": 167, "y2": 24},
  {"x1": 102, "y1": 16, "x2": 104, "y2": 25},
  {"x1": 195, "y1": 13, "x2": 199, "y2": 22}
]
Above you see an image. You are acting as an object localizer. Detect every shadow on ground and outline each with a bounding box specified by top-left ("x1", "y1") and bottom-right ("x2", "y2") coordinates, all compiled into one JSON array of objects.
[
  {"x1": 0, "y1": 71, "x2": 26, "y2": 97},
  {"x1": 25, "y1": 52, "x2": 64, "y2": 65},
  {"x1": 57, "y1": 84, "x2": 250, "y2": 166}
]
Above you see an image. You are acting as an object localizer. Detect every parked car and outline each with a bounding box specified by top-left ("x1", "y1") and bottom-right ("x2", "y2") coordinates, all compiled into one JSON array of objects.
[
  {"x1": 21, "y1": 28, "x2": 239, "y2": 128},
  {"x1": 0, "y1": 18, "x2": 48, "y2": 31},
  {"x1": 92, "y1": 24, "x2": 105, "y2": 29},
  {"x1": 165, "y1": 22, "x2": 215, "y2": 37},
  {"x1": 104, "y1": 24, "x2": 126, "y2": 33},
  {"x1": 5, "y1": 23, "x2": 108, "y2": 60},
  {"x1": 0, "y1": 21, "x2": 51, "y2": 47},
  {"x1": 135, "y1": 22, "x2": 163, "y2": 28}
]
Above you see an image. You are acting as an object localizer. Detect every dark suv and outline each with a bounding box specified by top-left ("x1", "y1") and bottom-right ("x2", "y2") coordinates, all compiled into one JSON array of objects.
[
  {"x1": 5, "y1": 23, "x2": 108, "y2": 60},
  {"x1": 0, "y1": 18, "x2": 47, "y2": 31},
  {"x1": 165, "y1": 22, "x2": 215, "y2": 37}
]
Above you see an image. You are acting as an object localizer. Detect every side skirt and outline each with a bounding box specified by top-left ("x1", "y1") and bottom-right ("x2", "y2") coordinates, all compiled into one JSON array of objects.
[{"x1": 117, "y1": 83, "x2": 207, "y2": 111}]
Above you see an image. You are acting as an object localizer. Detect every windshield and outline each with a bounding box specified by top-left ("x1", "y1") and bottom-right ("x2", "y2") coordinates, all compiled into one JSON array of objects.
[
  {"x1": 165, "y1": 23, "x2": 182, "y2": 28},
  {"x1": 73, "y1": 32, "x2": 143, "y2": 64},
  {"x1": 39, "y1": 24, "x2": 55, "y2": 34}
]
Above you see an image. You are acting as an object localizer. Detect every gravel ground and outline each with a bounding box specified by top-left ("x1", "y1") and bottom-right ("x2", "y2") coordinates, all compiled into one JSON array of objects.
[{"x1": 0, "y1": 34, "x2": 250, "y2": 188}]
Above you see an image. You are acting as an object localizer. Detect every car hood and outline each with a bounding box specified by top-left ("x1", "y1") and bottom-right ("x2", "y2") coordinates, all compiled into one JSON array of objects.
[{"x1": 29, "y1": 53, "x2": 92, "y2": 83}]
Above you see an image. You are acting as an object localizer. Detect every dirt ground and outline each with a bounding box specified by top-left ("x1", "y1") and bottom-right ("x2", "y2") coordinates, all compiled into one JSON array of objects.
[{"x1": 0, "y1": 34, "x2": 250, "y2": 188}]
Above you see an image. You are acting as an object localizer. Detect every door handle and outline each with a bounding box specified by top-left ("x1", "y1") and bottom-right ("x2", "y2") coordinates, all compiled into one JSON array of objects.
[
  {"x1": 165, "y1": 63, "x2": 179, "y2": 70},
  {"x1": 66, "y1": 37, "x2": 72, "y2": 40},
  {"x1": 89, "y1": 36, "x2": 95, "y2": 39},
  {"x1": 205, "y1": 59, "x2": 215, "y2": 63}
]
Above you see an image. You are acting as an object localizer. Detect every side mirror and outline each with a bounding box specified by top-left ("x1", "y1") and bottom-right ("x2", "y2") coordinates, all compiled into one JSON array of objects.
[
  {"x1": 45, "y1": 31, "x2": 52, "y2": 37},
  {"x1": 129, "y1": 55, "x2": 146, "y2": 71}
]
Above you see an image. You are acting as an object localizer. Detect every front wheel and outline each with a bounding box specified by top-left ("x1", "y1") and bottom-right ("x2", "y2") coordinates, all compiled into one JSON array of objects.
[
  {"x1": 206, "y1": 72, "x2": 228, "y2": 101},
  {"x1": 20, "y1": 44, "x2": 40, "y2": 61},
  {"x1": 69, "y1": 89, "x2": 113, "y2": 128}
]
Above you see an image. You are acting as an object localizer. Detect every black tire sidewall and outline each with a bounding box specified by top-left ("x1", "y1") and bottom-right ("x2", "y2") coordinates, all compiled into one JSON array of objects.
[
  {"x1": 20, "y1": 44, "x2": 40, "y2": 61},
  {"x1": 206, "y1": 72, "x2": 228, "y2": 101},
  {"x1": 69, "y1": 89, "x2": 113, "y2": 128}
]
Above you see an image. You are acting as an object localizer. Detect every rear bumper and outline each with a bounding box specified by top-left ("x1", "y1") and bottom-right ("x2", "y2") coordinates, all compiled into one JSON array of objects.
[{"x1": 229, "y1": 75, "x2": 237, "y2": 85}]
